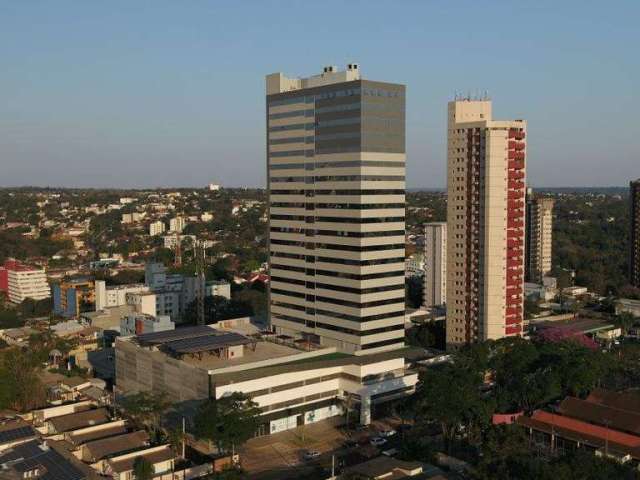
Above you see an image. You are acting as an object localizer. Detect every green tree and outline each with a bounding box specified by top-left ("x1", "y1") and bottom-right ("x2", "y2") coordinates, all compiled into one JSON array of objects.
[
  {"x1": 0, "y1": 348, "x2": 45, "y2": 412},
  {"x1": 490, "y1": 337, "x2": 561, "y2": 413},
  {"x1": 414, "y1": 362, "x2": 492, "y2": 452},
  {"x1": 184, "y1": 296, "x2": 253, "y2": 324},
  {"x1": 0, "y1": 309, "x2": 21, "y2": 329},
  {"x1": 121, "y1": 391, "x2": 171, "y2": 440},
  {"x1": 132, "y1": 457, "x2": 154, "y2": 480},
  {"x1": 614, "y1": 311, "x2": 636, "y2": 336},
  {"x1": 193, "y1": 392, "x2": 260, "y2": 455},
  {"x1": 474, "y1": 425, "x2": 537, "y2": 480}
]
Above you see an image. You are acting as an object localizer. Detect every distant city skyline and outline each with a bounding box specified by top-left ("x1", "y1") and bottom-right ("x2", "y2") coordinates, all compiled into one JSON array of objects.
[{"x1": 1, "y1": 1, "x2": 638, "y2": 189}]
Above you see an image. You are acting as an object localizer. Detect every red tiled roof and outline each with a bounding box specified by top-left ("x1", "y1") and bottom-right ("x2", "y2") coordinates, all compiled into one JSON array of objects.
[
  {"x1": 587, "y1": 388, "x2": 640, "y2": 414},
  {"x1": 558, "y1": 396, "x2": 640, "y2": 436},
  {"x1": 531, "y1": 410, "x2": 640, "y2": 448}
]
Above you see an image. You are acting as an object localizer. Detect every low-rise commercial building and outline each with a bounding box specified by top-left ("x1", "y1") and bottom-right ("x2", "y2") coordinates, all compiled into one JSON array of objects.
[
  {"x1": 116, "y1": 326, "x2": 419, "y2": 434},
  {"x1": 205, "y1": 280, "x2": 231, "y2": 299},
  {"x1": 120, "y1": 313, "x2": 174, "y2": 336}
]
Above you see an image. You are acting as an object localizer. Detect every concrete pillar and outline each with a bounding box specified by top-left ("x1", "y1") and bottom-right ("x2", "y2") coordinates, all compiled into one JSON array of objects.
[{"x1": 360, "y1": 395, "x2": 371, "y2": 425}]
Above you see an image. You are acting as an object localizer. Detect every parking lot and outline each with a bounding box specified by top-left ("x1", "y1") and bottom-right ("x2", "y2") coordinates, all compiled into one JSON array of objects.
[{"x1": 239, "y1": 417, "x2": 405, "y2": 479}]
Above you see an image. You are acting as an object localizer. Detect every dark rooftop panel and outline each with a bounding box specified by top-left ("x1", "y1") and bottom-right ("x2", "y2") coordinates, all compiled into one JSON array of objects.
[
  {"x1": 136, "y1": 325, "x2": 217, "y2": 345},
  {"x1": 0, "y1": 441, "x2": 86, "y2": 480},
  {"x1": 165, "y1": 332, "x2": 251, "y2": 354},
  {"x1": 0, "y1": 426, "x2": 36, "y2": 444}
]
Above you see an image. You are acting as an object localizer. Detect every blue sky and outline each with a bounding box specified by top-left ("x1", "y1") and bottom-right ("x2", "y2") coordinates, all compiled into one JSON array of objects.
[{"x1": 1, "y1": 1, "x2": 638, "y2": 188}]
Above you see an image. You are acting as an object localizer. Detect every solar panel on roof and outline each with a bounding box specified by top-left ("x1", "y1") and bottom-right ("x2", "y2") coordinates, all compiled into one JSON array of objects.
[
  {"x1": 0, "y1": 426, "x2": 35, "y2": 443},
  {"x1": 165, "y1": 331, "x2": 251, "y2": 354},
  {"x1": 0, "y1": 441, "x2": 86, "y2": 480},
  {"x1": 136, "y1": 325, "x2": 218, "y2": 345}
]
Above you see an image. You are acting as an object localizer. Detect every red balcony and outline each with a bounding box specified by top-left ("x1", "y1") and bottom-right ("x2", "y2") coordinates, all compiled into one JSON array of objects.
[
  {"x1": 508, "y1": 219, "x2": 524, "y2": 229},
  {"x1": 508, "y1": 200, "x2": 524, "y2": 210},
  {"x1": 507, "y1": 267, "x2": 523, "y2": 277},
  {"x1": 507, "y1": 239, "x2": 523, "y2": 248},
  {"x1": 509, "y1": 129, "x2": 526, "y2": 140},
  {"x1": 509, "y1": 160, "x2": 525, "y2": 170},
  {"x1": 507, "y1": 258, "x2": 522, "y2": 269},
  {"x1": 506, "y1": 306, "x2": 522, "y2": 316},
  {"x1": 506, "y1": 324, "x2": 522, "y2": 335},
  {"x1": 509, "y1": 181, "x2": 525, "y2": 190},
  {"x1": 515, "y1": 143, "x2": 525, "y2": 151},
  {"x1": 505, "y1": 312, "x2": 522, "y2": 324},
  {"x1": 510, "y1": 171, "x2": 525, "y2": 180},
  {"x1": 508, "y1": 140, "x2": 517, "y2": 149},
  {"x1": 514, "y1": 152, "x2": 525, "y2": 160},
  {"x1": 508, "y1": 190, "x2": 523, "y2": 200}
]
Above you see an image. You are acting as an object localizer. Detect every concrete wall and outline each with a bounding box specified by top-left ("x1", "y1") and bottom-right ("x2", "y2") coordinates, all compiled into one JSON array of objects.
[{"x1": 115, "y1": 339, "x2": 209, "y2": 403}]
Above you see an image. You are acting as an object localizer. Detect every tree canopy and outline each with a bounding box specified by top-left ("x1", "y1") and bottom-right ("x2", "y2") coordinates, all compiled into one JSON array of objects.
[{"x1": 193, "y1": 392, "x2": 261, "y2": 454}]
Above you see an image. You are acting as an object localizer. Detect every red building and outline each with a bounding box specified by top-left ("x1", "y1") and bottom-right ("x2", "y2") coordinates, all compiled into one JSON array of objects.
[{"x1": 0, "y1": 259, "x2": 26, "y2": 293}]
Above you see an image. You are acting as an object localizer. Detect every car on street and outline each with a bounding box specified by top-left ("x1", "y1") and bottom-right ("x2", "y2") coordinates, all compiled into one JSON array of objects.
[
  {"x1": 303, "y1": 450, "x2": 321, "y2": 461},
  {"x1": 382, "y1": 448, "x2": 399, "y2": 457},
  {"x1": 378, "y1": 428, "x2": 397, "y2": 438},
  {"x1": 370, "y1": 437, "x2": 388, "y2": 447},
  {"x1": 343, "y1": 439, "x2": 357, "y2": 448}
]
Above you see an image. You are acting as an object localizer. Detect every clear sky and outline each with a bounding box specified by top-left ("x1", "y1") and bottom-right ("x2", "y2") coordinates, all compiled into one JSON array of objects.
[{"x1": 1, "y1": 1, "x2": 638, "y2": 189}]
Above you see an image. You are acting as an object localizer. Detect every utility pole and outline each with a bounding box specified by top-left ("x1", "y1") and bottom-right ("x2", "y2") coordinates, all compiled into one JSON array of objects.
[{"x1": 182, "y1": 416, "x2": 186, "y2": 459}]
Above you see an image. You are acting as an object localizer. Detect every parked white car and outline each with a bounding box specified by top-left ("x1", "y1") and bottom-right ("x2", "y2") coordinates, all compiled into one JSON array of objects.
[{"x1": 378, "y1": 428, "x2": 397, "y2": 438}]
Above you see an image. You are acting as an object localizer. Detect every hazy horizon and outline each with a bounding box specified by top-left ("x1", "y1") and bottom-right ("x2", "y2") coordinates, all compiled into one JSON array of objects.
[{"x1": 2, "y1": 1, "x2": 638, "y2": 189}]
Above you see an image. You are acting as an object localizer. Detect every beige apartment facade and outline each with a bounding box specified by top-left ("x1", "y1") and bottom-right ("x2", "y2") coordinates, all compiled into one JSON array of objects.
[
  {"x1": 525, "y1": 189, "x2": 554, "y2": 283},
  {"x1": 424, "y1": 222, "x2": 447, "y2": 307},
  {"x1": 446, "y1": 99, "x2": 526, "y2": 346},
  {"x1": 266, "y1": 65, "x2": 407, "y2": 355}
]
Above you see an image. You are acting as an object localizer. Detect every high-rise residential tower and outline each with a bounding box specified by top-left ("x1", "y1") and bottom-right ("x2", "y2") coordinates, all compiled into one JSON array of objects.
[
  {"x1": 266, "y1": 65, "x2": 406, "y2": 355},
  {"x1": 631, "y1": 179, "x2": 640, "y2": 287},
  {"x1": 446, "y1": 99, "x2": 526, "y2": 347},
  {"x1": 423, "y1": 222, "x2": 447, "y2": 307},
  {"x1": 525, "y1": 188, "x2": 554, "y2": 283}
]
